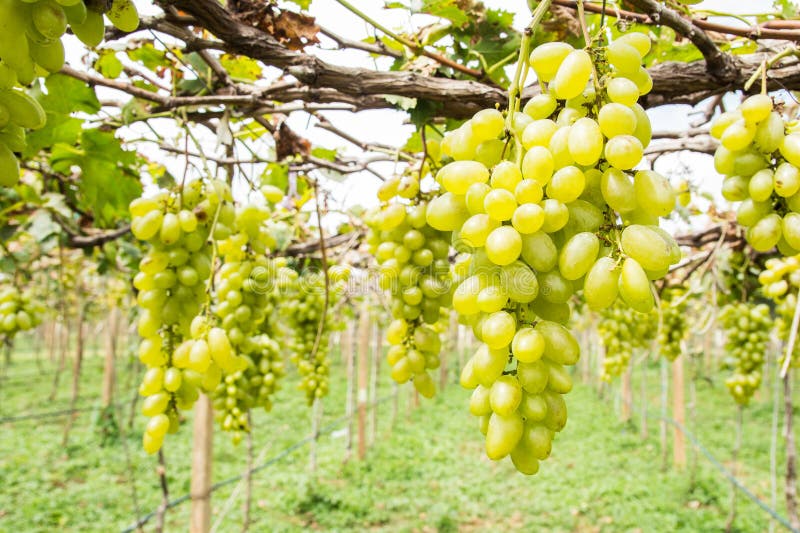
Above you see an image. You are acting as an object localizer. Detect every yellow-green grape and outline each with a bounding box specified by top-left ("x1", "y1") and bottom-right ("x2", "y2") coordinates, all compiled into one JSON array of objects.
[
  {"x1": 599, "y1": 302, "x2": 657, "y2": 380},
  {"x1": 719, "y1": 302, "x2": 771, "y2": 405},
  {"x1": 367, "y1": 180, "x2": 452, "y2": 397},
  {"x1": 759, "y1": 255, "x2": 800, "y2": 368},
  {"x1": 393, "y1": 30, "x2": 681, "y2": 476},
  {"x1": 131, "y1": 179, "x2": 234, "y2": 453},
  {"x1": 279, "y1": 267, "x2": 346, "y2": 405},
  {"x1": 709, "y1": 93, "x2": 800, "y2": 253},
  {"x1": 0, "y1": 285, "x2": 44, "y2": 337},
  {"x1": 658, "y1": 288, "x2": 688, "y2": 362},
  {"x1": 209, "y1": 205, "x2": 285, "y2": 440}
]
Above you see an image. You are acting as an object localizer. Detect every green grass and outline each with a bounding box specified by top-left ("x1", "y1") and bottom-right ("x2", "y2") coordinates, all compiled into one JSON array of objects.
[{"x1": 0, "y1": 333, "x2": 797, "y2": 532}]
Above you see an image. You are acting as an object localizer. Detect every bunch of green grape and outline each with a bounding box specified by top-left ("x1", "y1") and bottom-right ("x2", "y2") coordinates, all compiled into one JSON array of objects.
[
  {"x1": 131, "y1": 178, "x2": 238, "y2": 454},
  {"x1": 0, "y1": 85, "x2": 45, "y2": 187},
  {"x1": 420, "y1": 33, "x2": 681, "y2": 475},
  {"x1": 0, "y1": 0, "x2": 139, "y2": 186},
  {"x1": 719, "y1": 301, "x2": 771, "y2": 405},
  {"x1": 366, "y1": 176, "x2": 453, "y2": 398},
  {"x1": 279, "y1": 265, "x2": 347, "y2": 405},
  {"x1": 658, "y1": 287, "x2": 689, "y2": 362},
  {"x1": 712, "y1": 93, "x2": 800, "y2": 253},
  {"x1": 211, "y1": 200, "x2": 287, "y2": 441},
  {"x1": 0, "y1": 0, "x2": 139, "y2": 83},
  {"x1": 760, "y1": 255, "x2": 800, "y2": 368},
  {"x1": 598, "y1": 302, "x2": 656, "y2": 380},
  {"x1": 0, "y1": 284, "x2": 44, "y2": 336}
]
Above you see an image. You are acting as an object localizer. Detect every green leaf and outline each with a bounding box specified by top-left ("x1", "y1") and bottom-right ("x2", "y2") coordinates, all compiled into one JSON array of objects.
[
  {"x1": 774, "y1": 0, "x2": 799, "y2": 18},
  {"x1": 311, "y1": 146, "x2": 337, "y2": 161},
  {"x1": 422, "y1": 0, "x2": 468, "y2": 27},
  {"x1": 384, "y1": 94, "x2": 417, "y2": 111},
  {"x1": 260, "y1": 162, "x2": 289, "y2": 191},
  {"x1": 409, "y1": 99, "x2": 442, "y2": 128},
  {"x1": 24, "y1": 115, "x2": 83, "y2": 158},
  {"x1": 127, "y1": 42, "x2": 168, "y2": 70},
  {"x1": 39, "y1": 74, "x2": 101, "y2": 115},
  {"x1": 25, "y1": 210, "x2": 60, "y2": 243},
  {"x1": 220, "y1": 54, "x2": 263, "y2": 81},
  {"x1": 95, "y1": 51, "x2": 124, "y2": 79},
  {"x1": 286, "y1": 0, "x2": 312, "y2": 8}
]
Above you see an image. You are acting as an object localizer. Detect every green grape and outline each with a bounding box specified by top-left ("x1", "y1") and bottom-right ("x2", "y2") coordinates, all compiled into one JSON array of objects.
[
  {"x1": 719, "y1": 302, "x2": 771, "y2": 405},
  {"x1": 547, "y1": 165, "x2": 585, "y2": 203},
  {"x1": 558, "y1": 232, "x2": 599, "y2": 280},
  {"x1": 438, "y1": 160, "x2": 490, "y2": 195},
  {"x1": 658, "y1": 288, "x2": 688, "y2": 362},
  {"x1": 584, "y1": 257, "x2": 620, "y2": 310},
  {"x1": 0, "y1": 140, "x2": 19, "y2": 186},
  {"x1": 567, "y1": 117, "x2": 603, "y2": 166},
  {"x1": 401, "y1": 33, "x2": 679, "y2": 475},
  {"x1": 618, "y1": 257, "x2": 653, "y2": 313},
  {"x1": 598, "y1": 103, "x2": 637, "y2": 138},
  {"x1": 606, "y1": 77, "x2": 639, "y2": 106},
  {"x1": 598, "y1": 302, "x2": 656, "y2": 380},
  {"x1": 550, "y1": 49, "x2": 592, "y2": 100},
  {"x1": 132, "y1": 179, "x2": 235, "y2": 453},
  {"x1": 106, "y1": 0, "x2": 139, "y2": 32},
  {"x1": 484, "y1": 188, "x2": 518, "y2": 222},
  {"x1": 32, "y1": 1, "x2": 67, "y2": 40},
  {"x1": 485, "y1": 225, "x2": 522, "y2": 266},
  {"x1": 604, "y1": 134, "x2": 643, "y2": 170},
  {"x1": 528, "y1": 41, "x2": 573, "y2": 83}
]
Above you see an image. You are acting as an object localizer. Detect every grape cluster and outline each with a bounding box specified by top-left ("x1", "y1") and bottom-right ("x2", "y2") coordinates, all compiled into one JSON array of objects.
[
  {"x1": 419, "y1": 34, "x2": 680, "y2": 475},
  {"x1": 279, "y1": 266, "x2": 347, "y2": 405},
  {"x1": 367, "y1": 174, "x2": 453, "y2": 398},
  {"x1": 719, "y1": 302, "x2": 771, "y2": 405},
  {"x1": 0, "y1": 0, "x2": 138, "y2": 186},
  {"x1": 657, "y1": 287, "x2": 689, "y2": 362},
  {"x1": 0, "y1": 285, "x2": 43, "y2": 336},
  {"x1": 212, "y1": 201, "x2": 286, "y2": 440},
  {"x1": 713, "y1": 93, "x2": 800, "y2": 254},
  {"x1": 598, "y1": 303, "x2": 656, "y2": 379},
  {"x1": 760, "y1": 255, "x2": 800, "y2": 368},
  {"x1": 131, "y1": 179, "x2": 237, "y2": 453}
]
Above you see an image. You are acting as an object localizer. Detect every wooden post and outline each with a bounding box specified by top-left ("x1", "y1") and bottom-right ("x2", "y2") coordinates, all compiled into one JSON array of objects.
[
  {"x1": 369, "y1": 324, "x2": 381, "y2": 445},
  {"x1": 343, "y1": 322, "x2": 355, "y2": 463},
  {"x1": 621, "y1": 362, "x2": 633, "y2": 423},
  {"x1": 102, "y1": 307, "x2": 120, "y2": 407},
  {"x1": 357, "y1": 303, "x2": 369, "y2": 460},
  {"x1": 309, "y1": 399, "x2": 321, "y2": 473},
  {"x1": 640, "y1": 352, "x2": 648, "y2": 439},
  {"x1": 190, "y1": 394, "x2": 213, "y2": 533},
  {"x1": 660, "y1": 358, "x2": 669, "y2": 471},
  {"x1": 62, "y1": 301, "x2": 86, "y2": 447},
  {"x1": 726, "y1": 406, "x2": 743, "y2": 532},
  {"x1": 784, "y1": 369, "x2": 799, "y2": 530},
  {"x1": 456, "y1": 325, "x2": 465, "y2": 383},
  {"x1": 672, "y1": 353, "x2": 686, "y2": 468}
]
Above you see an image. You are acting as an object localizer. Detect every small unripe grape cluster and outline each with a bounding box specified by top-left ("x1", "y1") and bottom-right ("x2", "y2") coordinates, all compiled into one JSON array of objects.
[
  {"x1": 598, "y1": 303, "x2": 656, "y2": 380},
  {"x1": 280, "y1": 267, "x2": 347, "y2": 405},
  {"x1": 719, "y1": 302, "x2": 771, "y2": 405},
  {"x1": 713, "y1": 93, "x2": 800, "y2": 254},
  {"x1": 131, "y1": 179, "x2": 237, "y2": 454},
  {"x1": 212, "y1": 201, "x2": 286, "y2": 440},
  {"x1": 0, "y1": 285, "x2": 43, "y2": 336},
  {"x1": 657, "y1": 288, "x2": 689, "y2": 362},
  {"x1": 414, "y1": 32, "x2": 679, "y2": 475},
  {"x1": 366, "y1": 180, "x2": 453, "y2": 397},
  {"x1": 759, "y1": 255, "x2": 800, "y2": 368}
]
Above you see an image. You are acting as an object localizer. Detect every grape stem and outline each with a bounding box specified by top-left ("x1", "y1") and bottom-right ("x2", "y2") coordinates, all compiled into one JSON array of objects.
[
  {"x1": 743, "y1": 45, "x2": 797, "y2": 92},
  {"x1": 507, "y1": 0, "x2": 553, "y2": 138}
]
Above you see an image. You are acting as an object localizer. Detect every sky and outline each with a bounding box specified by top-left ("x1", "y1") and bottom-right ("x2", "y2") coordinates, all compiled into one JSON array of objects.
[{"x1": 63, "y1": 0, "x2": 781, "y2": 232}]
